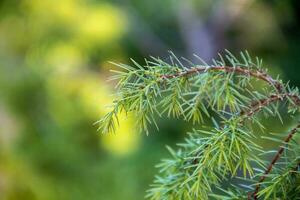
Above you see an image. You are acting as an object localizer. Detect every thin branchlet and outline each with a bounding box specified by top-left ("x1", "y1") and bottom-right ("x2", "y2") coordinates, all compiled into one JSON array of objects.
[
  {"x1": 250, "y1": 123, "x2": 300, "y2": 200},
  {"x1": 240, "y1": 93, "x2": 300, "y2": 118},
  {"x1": 160, "y1": 65, "x2": 284, "y2": 93}
]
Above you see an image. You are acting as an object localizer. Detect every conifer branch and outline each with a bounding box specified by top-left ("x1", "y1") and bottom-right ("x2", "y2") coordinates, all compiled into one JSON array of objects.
[{"x1": 99, "y1": 51, "x2": 300, "y2": 199}]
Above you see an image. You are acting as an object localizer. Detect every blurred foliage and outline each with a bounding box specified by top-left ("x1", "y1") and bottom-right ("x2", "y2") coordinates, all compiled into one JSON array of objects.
[{"x1": 0, "y1": 0, "x2": 300, "y2": 199}]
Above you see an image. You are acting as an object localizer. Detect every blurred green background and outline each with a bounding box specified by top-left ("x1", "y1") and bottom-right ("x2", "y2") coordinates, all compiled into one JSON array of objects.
[{"x1": 0, "y1": 0, "x2": 300, "y2": 199}]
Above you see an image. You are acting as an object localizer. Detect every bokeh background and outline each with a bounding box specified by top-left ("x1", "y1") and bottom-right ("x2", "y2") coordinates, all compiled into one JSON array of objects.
[{"x1": 0, "y1": 0, "x2": 300, "y2": 199}]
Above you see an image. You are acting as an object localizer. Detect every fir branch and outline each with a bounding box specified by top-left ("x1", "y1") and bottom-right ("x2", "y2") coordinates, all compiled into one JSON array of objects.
[{"x1": 99, "y1": 51, "x2": 300, "y2": 199}]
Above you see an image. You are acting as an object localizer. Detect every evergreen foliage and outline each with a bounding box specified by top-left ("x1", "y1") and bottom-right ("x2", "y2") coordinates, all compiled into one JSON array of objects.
[{"x1": 98, "y1": 51, "x2": 300, "y2": 199}]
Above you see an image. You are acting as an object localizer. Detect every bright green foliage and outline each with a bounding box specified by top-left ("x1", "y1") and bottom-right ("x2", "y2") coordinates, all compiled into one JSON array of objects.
[{"x1": 98, "y1": 51, "x2": 300, "y2": 199}]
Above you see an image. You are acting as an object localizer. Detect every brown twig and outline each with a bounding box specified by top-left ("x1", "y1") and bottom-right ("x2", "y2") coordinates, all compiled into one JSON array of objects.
[
  {"x1": 250, "y1": 123, "x2": 300, "y2": 199},
  {"x1": 241, "y1": 93, "x2": 300, "y2": 118},
  {"x1": 160, "y1": 66, "x2": 284, "y2": 93}
]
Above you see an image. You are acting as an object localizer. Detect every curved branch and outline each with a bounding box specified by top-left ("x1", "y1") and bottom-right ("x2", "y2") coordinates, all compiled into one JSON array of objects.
[
  {"x1": 159, "y1": 65, "x2": 300, "y2": 113},
  {"x1": 251, "y1": 122, "x2": 300, "y2": 200},
  {"x1": 241, "y1": 93, "x2": 300, "y2": 118},
  {"x1": 160, "y1": 66, "x2": 284, "y2": 93}
]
